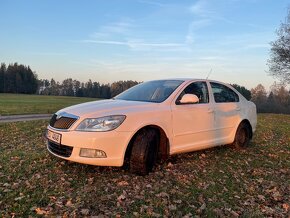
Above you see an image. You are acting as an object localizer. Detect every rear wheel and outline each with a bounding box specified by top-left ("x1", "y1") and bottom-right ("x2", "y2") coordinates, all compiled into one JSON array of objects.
[
  {"x1": 233, "y1": 122, "x2": 251, "y2": 148},
  {"x1": 130, "y1": 129, "x2": 159, "y2": 175}
]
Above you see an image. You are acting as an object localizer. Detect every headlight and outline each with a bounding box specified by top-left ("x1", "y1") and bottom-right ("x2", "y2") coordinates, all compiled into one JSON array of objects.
[{"x1": 76, "y1": 115, "x2": 126, "y2": 132}]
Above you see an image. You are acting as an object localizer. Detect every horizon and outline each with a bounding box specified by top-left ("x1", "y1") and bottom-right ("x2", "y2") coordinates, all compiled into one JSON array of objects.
[{"x1": 0, "y1": 0, "x2": 289, "y2": 90}]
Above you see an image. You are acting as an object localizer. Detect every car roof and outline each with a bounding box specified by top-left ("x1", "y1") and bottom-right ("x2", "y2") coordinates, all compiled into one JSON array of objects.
[
  {"x1": 151, "y1": 78, "x2": 230, "y2": 84},
  {"x1": 150, "y1": 78, "x2": 202, "y2": 82}
]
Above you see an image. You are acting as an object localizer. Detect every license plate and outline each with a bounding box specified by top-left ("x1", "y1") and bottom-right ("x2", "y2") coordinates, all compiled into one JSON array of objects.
[{"x1": 46, "y1": 129, "x2": 62, "y2": 144}]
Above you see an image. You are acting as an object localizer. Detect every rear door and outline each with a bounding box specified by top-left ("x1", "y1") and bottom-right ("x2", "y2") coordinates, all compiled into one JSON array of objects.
[{"x1": 209, "y1": 82, "x2": 241, "y2": 144}]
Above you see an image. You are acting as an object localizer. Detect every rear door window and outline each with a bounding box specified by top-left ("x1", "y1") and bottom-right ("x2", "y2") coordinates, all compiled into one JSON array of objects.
[{"x1": 210, "y1": 82, "x2": 239, "y2": 103}]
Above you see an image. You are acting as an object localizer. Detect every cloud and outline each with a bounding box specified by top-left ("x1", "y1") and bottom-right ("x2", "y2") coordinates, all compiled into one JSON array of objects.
[
  {"x1": 186, "y1": 1, "x2": 216, "y2": 45},
  {"x1": 185, "y1": 19, "x2": 212, "y2": 44},
  {"x1": 190, "y1": 0, "x2": 213, "y2": 17},
  {"x1": 85, "y1": 8, "x2": 195, "y2": 52},
  {"x1": 198, "y1": 56, "x2": 226, "y2": 61},
  {"x1": 82, "y1": 39, "x2": 186, "y2": 51},
  {"x1": 101, "y1": 20, "x2": 134, "y2": 34},
  {"x1": 90, "y1": 19, "x2": 135, "y2": 39},
  {"x1": 26, "y1": 52, "x2": 67, "y2": 56},
  {"x1": 138, "y1": 0, "x2": 167, "y2": 7},
  {"x1": 189, "y1": 0, "x2": 233, "y2": 23},
  {"x1": 82, "y1": 40, "x2": 128, "y2": 46}
]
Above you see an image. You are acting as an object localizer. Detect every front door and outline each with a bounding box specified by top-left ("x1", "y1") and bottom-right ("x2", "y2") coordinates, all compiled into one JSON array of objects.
[{"x1": 171, "y1": 81, "x2": 215, "y2": 154}]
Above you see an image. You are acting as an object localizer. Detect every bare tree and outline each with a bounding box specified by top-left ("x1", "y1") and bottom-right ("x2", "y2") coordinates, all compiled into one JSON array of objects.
[
  {"x1": 270, "y1": 82, "x2": 289, "y2": 106},
  {"x1": 251, "y1": 84, "x2": 267, "y2": 106},
  {"x1": 267, "y1": 8, "x2": 290, "y2": 84}
]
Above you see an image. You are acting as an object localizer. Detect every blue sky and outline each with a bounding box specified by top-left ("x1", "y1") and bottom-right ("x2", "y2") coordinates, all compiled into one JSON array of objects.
[{"x1": 0, "y1": 0, "x2": 289, "y2": 89}]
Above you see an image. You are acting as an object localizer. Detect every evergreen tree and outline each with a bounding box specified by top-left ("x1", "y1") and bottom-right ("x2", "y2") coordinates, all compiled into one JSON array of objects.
[
  {"x1": 0, "y1": 63, "x2": 6, "y2": 93},
  {"x1": 231, "y1": 84, "x2": 252, "y2": 100}
]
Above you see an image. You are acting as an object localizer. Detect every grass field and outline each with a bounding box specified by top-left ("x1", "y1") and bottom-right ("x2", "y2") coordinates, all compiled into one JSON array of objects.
[
  {"x1": 0, "y1": 114, "x2": 289, "y2": 217},
  {"x1": 0, "y1": 94, "x2": 98, "y2": 115}
]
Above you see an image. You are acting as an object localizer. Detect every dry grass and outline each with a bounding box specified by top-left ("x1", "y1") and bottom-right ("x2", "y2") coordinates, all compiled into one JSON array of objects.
[{"x1": 0, "y1": 114, "x2": 289, "y2": 217}]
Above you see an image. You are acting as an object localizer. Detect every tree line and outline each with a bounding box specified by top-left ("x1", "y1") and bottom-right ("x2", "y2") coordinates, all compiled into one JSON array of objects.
[
  {"x1": 0, "y1": 62, "x2": 139, "y2": 99},
  {"x1": 251, "y1": 83, "x2": 290, "y2": 114},
  {"x1": 38, "y1": 78, "x2": 138, "y2": 98}
]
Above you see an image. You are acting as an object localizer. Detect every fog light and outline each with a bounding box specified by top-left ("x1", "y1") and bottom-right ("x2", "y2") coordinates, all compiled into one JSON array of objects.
[{"x1": 79, "y1": 148, "x2": 107, "y2": 158}]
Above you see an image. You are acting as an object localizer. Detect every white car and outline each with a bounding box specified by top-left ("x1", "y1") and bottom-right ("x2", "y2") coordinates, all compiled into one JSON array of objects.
[{"x1": 46, "y1": 79, "x2": 257, "y2": 175}]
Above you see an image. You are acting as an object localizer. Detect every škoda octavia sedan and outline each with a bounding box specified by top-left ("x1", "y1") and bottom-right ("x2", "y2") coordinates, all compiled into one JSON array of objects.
[{"x1": 46, "y1": 79, "x2": 257, "y2": 175}]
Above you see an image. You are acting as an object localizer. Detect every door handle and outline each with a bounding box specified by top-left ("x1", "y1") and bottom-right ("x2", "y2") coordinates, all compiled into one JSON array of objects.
[
  {"x1": 236, "y1": 107, "x2": 241, "y2": 111},
  {"x1": 207, "y1": 109, "x2": 214, "y2": 113}
]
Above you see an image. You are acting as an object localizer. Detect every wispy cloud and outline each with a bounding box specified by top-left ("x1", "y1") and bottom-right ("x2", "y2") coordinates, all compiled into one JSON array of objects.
[
  {"x1": 138, "y1": 0, "x2": 167, "y2": 7},
  {"x1": 82, "y1": 39, "x2": 186, "y2": 51},
  {"x1": 198, "y1": 56, "x2": 226, "y2": 61},
  {"x1": 26, "y1": 52, "x2": 67, "y2": 56},
  {"x1": 189, "y1": 0, "x2": 233, "y2": 23},
  {"x1": 185, "y1": 19, "x2": 212, "y2": 44},
  {"x1": 100, "y1": 20, "x2": 134, "y2": 34},
  {"x1": 185, "y1": 1, "x2": 216, "y2": 46},
  {"x1": 185, "y1": 0, "x2": 236, "y2": 47},
  {"x1": 82, "y1": 40, "x2": 128, "y2": 46},
  {"x1": 90, "y1": 19, "x2": 135, "y2": 39},
  {"x1": 83, "y1": 17, "x2": 189, "y2": 52},
  {"x1": 190, "y1": 0, "x2": 214, "y2": 17}
]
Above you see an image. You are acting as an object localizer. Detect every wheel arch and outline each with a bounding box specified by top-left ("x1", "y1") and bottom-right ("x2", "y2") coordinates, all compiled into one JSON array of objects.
[
  {"x1": 123, "y1": 124, "x2": 170, "y2": 166},
  {"x1": 238, "y1": 119, "x2": 253, "y2": 139}
]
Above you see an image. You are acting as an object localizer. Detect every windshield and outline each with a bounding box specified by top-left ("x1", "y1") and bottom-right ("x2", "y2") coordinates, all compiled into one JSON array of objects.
[{"x1": 115, "y1": 80, "x2": 184, "y2": 103}]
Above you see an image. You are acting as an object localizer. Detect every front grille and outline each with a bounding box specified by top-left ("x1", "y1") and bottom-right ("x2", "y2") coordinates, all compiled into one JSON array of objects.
[
  {"x1": 50, "y1": 114, "x2": 77, "y2": 129},
  {"x1": 47, "y1": 141, "x2": 73, "y2": 157}
]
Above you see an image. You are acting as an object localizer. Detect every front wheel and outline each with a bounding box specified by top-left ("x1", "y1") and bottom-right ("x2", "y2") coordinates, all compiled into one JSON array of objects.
[
  {"x1": 232, "y1": 122, "x2": 251, "y2": 148},
  {"x1": 130, "y1": 129, "x2": 159, "y2": 175}
]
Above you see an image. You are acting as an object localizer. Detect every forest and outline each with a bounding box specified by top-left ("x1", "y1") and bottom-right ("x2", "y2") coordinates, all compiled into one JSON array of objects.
[{"x1": 0, "y1": 62, "x2": 289, "y2": 114}]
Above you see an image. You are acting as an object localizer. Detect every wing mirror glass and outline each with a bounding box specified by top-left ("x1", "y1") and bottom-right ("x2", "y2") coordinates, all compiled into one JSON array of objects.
[{"x1": 179, "y1": 94, "x2": 199, "y2": 104}]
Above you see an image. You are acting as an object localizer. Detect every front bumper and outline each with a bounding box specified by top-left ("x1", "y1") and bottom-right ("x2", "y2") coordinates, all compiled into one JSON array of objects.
[{"x1": 45, "y1": 126, "x2": 133, "y2": 167}]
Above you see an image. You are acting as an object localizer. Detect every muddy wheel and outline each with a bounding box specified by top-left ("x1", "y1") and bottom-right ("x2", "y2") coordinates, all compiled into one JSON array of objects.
[
  {"x1": 233, "y1": 122, "x2": 251, "y2": 148},
  {"x1": 130, "y1": 129, "x2": 159, "y2": 175}
]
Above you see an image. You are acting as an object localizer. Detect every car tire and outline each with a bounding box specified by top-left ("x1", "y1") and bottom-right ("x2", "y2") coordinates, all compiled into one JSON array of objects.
[
  {"x1": 233, "y1": 122, "x2": 251, "y2": 148},
  {"x1": 130, "y1": 128, "x2": 159, "y2": 175}
]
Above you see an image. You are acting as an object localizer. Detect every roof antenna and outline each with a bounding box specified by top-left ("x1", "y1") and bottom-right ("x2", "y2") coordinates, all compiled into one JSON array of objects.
[{"x1": 206, "y1": 69, "x2": 212, "y2": 80}]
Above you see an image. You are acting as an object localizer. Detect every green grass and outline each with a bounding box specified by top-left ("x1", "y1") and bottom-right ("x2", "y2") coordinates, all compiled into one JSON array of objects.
[
  {"x1": 0, "y1": 114, "x2": 289, "y2": 217},
  {"x1": 0, "y1": 93, "x2": 99, "y2": 115}
]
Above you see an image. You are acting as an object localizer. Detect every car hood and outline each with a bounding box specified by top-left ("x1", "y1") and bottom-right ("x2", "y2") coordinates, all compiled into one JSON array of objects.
[{"x1": 57, "y1": 99, "x2": 157, "y2": 118}]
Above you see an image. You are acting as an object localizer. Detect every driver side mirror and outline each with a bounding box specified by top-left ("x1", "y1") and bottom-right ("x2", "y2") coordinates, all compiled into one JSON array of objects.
[{"x1": 179, "y1": 94, "x2": 199, "y2": 104}]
